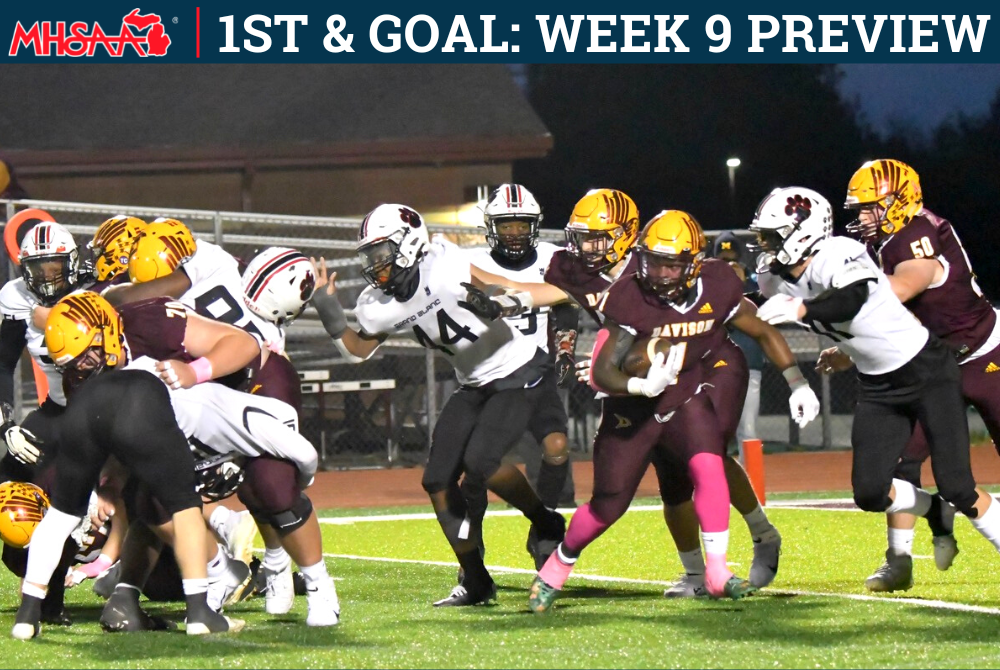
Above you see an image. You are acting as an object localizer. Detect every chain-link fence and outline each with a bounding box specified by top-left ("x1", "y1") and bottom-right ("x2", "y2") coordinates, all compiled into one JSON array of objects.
[{"x1": 3, "y1": 198, "x2": 889, "y2": 470}]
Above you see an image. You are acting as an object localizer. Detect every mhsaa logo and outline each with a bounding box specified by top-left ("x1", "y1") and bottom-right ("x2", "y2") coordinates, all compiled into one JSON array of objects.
[{"x1": 10, "y1": 8, "x2": 172, "y2": 57}]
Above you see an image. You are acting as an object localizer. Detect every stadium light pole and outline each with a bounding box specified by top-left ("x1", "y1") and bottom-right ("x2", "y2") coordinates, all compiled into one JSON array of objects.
[{"x1": 726, "y1": 157, "x2": 741, "y2": 223}]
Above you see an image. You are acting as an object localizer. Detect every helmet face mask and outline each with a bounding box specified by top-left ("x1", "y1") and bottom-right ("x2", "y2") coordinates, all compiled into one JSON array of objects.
[
  {"x1": 638, "y1": 248, "x2": 702, "y2": 303},
  {"x1": 483, "y1": 184, "x2": 542, "y2": 261},
  {"x1": 21, "y1": 255, "x2": 76, "y2": 305},
  {"x1": 357, "y1": 237, "x2": 419, "y2": 299},
  {"x1": 564, "y1": 226, "x2": 624, "y2": 271},
  {"x1": 19, "y1": 222, "x2": 80, "y2": 306}
]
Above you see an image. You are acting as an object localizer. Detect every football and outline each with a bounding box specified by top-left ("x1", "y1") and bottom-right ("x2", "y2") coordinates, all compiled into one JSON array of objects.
[{"x1": 621, "y1": 336, "x2": 674, "y2": 377}]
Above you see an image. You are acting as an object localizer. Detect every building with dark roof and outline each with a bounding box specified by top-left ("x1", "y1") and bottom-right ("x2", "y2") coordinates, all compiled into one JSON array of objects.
[{"x1": 0, "y1": 64, "x2": 552, "y2": 217}]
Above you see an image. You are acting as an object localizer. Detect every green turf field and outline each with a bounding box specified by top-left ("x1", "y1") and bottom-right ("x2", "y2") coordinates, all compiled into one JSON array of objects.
[{"x1": 3, "y1": 495, "x2": 1000, "y2": 669}]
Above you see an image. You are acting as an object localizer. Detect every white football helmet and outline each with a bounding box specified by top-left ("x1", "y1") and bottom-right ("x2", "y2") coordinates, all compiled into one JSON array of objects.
[
  {"x1": 241, "y1": 247, "x2": 317, "y2": 326},
  {"x1": 18, "y1": 221, "x2": 81, "y2": 305},
  {"x1": 356, "y1": 204, "x2": 429, "y2": 299},
  {"x1": 483, "y1": 184, "x2": 542, "y2": 261},
  {"x1": 750, "y1": 187, "x2": 833, "y2": 270}
]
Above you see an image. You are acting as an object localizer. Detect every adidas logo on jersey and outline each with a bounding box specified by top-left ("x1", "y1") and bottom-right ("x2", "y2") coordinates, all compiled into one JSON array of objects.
[
  {"x1": 713, "y1": 359, "x2": 727, "y2": 368},
  {"x1": 987, "y1": 362, "x2": 1000, "y2": 373},
  {"x1": 698, "y1": 303, "x2": 713, "y2": 314},
  {"x1": 614, "y1": 414, "x2": 632, "y2": 429}
]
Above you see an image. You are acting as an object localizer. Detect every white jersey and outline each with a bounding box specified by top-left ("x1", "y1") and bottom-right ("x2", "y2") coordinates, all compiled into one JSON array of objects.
[
  {"x1": 0, "y1": 278, "x2": 66, "y2": 405},
  {"x1": 758, "y1": 236, "x2": 928, "y2": 375},
  {"x1": 180, "y1": 240, "x2": 284, "y2": 351},
  {"x1": 355, "y1": 237, "x2": 538, "y2": 387},
  {"x1": 469, "y1": 242, "x2": 559, "y2": 353},
  {"x1": 124, "y1": 356, "x2": 317, "y2": 482}
]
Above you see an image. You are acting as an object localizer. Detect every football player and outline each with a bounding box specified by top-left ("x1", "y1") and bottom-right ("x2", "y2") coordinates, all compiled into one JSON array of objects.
[
  {"x1": 467, "y1": 184, "x2": 576, "y2": 568},
  {"x1": 526, "y1": 209, "x2": 818, "y2": 611},
  {"x1": 468, "y1": 189, "x2": 786, "y2": 598},
  {"x1": 752, "y1": 186, "x2": 1000, "y2": 570},
  {"x1": 311, "y1": 203, "x2": 566, "y2": 607},
  {"x1": 13, "y1": 295, "x2": 243, "y2": 639},
  {"x1": 833, "y1": 160, "x2": 1000, "y2": 592}
]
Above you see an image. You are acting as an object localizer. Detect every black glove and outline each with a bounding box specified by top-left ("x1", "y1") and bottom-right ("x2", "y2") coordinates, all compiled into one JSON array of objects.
[
  {"x1": 458, "y1": 282, "x2": 502, "y2": 321},
  {"x1": 554, "y1": 329, "x2": 578, "y2": 386}
]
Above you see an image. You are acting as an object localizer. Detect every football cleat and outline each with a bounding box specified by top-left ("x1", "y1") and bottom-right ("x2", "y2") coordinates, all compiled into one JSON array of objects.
[
  {"x1": 11, "y1": 595, "x2": 42, "y2": 640},
  {"x1": 932, "y1": 534, "x2": 960, "y2": 571},
  {"x1": 528, "y1": 575, "x2": 560, "y2": 614},
  {"x1": 263, "y1": 562, "x2": 295, "y2": 615},
  {"x1": 185, "y1": 612, "x2": 245, "y2": 636},
  {"x1": 433, "y1": 581, "x2": 497, "y2": 608},
  {"x1": 207, "y1": 557, "x2": 253, "y2": 611},
  {"x1": 865, "y1": 551, "x2": 914, "y2": 593},
  {"x1": 716, "y1": 576, "x2": 757, "y2": 601},
  {"x1": 11, "y1": 622, "x2": 39, "y2": 641},
  {"x1": 100, "y1": 590, "x2": 175, "y2": 633},
  {"x1": 663, "y1": 573, "x2": 708, "y2": 599},
  {"x1": 749, "y1": 527, "x2": 782, "y2": 588},
  {"x1": 305, "y1": 577, "x2": 341, "y2": 627}
]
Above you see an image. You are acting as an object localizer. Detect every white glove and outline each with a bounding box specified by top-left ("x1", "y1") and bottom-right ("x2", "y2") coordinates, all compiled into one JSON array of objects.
[
  {"x1": 574, "y1": 357, "x2": 592, "y2": 384},
  {"x1": 4, "y1": 426, "x2": 41, "y2": 465},
  {"x1": 789, "y1": 385, "x2": 820, "y2": 428},
  {"x1": 757, "y1": 294, "x2": 804, "y2": 325},
  {"x1": 627, "y1": 346, "x2": 684, "y2": 398}
]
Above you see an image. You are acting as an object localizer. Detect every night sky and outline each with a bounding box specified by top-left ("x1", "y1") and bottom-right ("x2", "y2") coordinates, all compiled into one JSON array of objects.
[{"x1": 838, "y1": 64, "x2": 1000, "y2": 136}]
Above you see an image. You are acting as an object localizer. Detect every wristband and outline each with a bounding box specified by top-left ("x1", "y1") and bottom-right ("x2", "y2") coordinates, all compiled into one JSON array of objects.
[
  {"x1": 190, "y1": 357, "x2": 214, "y2": 384},
  {"x1": 781, "y1": 365, "x2": 807, "y2": 391},
  {"x1": 626, "y1": 377, "x2": 646, "y2": 396}
]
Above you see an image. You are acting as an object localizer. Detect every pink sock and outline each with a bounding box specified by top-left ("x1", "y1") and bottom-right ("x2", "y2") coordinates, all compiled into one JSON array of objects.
[
  {"x1": 538, "y1": 548, "x2": 575, "y2": 590},
  {"x1": 688, "y1": 453, "x2": 731, "y2": 532},
  {"x1": 563, "y1": 503, "x2": 611, "y2": 553}
]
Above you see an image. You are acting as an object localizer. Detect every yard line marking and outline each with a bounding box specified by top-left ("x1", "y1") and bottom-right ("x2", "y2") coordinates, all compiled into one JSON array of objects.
[
  {"x1": 320, "y1": 552, "x2": 1000, "y2": 616},
  {"x1": 319, "y1": 500, "x2": 861, "y2": 525}
]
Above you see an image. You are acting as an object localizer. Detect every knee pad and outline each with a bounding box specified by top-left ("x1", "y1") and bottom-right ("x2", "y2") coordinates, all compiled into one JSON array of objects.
[{"x1": 251, "y1": 493, "x2": 314, "y2": 537}]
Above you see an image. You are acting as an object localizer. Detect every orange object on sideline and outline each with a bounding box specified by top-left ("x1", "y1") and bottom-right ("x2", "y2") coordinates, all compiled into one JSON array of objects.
[
  {"x1": 742, "y1": 439, "x2": 766, "y2": 506},
  {"x1": 30, "y1": 359, "x2": 48, "y2": 405}
]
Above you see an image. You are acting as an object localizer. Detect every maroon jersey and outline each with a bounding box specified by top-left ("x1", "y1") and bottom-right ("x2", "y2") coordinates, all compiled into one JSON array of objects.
[
  {"x1": 247, "y1": 352, "x2": 302, "y2": 414},
  {"x1": 119, "y1": 297, "x2": 193, "y2": 363},
  {"x1": 601, "y1": 259, "x2": 744, "y2": 410},
  {"x1": 88, "y1": 272, "x2": 130, "y2": 295},
  {"x1": 544, "y1": 250, "x2": 638, "y2": 325},
  {"x1": 878, "y1": 209, "x2": 996, "y2": 359}
]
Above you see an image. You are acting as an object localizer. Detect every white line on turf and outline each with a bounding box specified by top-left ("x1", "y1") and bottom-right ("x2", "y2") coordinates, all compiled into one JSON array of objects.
[
  {"x1": 320, "y1": 552, "x2": 1000, "y2": 616},
  {"x1": 318, "y1": 499, "x2": 861, "y2": 525}
]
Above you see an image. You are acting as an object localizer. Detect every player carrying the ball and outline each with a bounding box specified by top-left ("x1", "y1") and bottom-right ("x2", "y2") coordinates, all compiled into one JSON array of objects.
[{"x1": 528, "y1": 210, "x2": 819, "y2": 608}]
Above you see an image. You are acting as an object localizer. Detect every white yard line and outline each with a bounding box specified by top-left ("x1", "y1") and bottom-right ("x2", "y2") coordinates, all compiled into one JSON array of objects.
[{"x1": 321, "y1": 552, "x2": 1000, "y2": 616}]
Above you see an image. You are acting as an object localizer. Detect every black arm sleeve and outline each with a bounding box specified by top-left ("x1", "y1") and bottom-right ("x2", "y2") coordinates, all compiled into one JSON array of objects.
[
  {"x1": 549, "y1": 303, "x2": 580, "y2": 332},
  {"x1": 0, "y1": 318, "x2": 28, "y2": 407},
  {"x1": 802, "y1": 279, "x2": 872, "y2": 325}
]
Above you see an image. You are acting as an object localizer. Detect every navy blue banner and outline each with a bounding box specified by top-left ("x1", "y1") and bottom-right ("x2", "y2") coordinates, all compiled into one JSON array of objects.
[{"x1": 1, "y1": 3, "x2": 996, "y2": 63}]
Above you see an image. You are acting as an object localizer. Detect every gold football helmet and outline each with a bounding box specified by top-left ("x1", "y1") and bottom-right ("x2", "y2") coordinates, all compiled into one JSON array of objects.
[
  {"x1": 564, "y1": 189, "x2": 640, "y2": 272},
  {"x1": 89, "y1": 215, "x2": 148, "y2": 281},
  {"x1": 845, "y1": 159, "x2": 923, "y2": 241},
  {"x1": 45, "y1": 292, "x2": 123, "y2": 376},
  {"x1": 128, "y1": 218, "x2": 197, "y2": 283},
  {"x1": 637, "y1": 210, "x2": 707, "y2": 302},
  {"x1": 0, "y1": 481, "x2": 50, "y2": 549}
]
